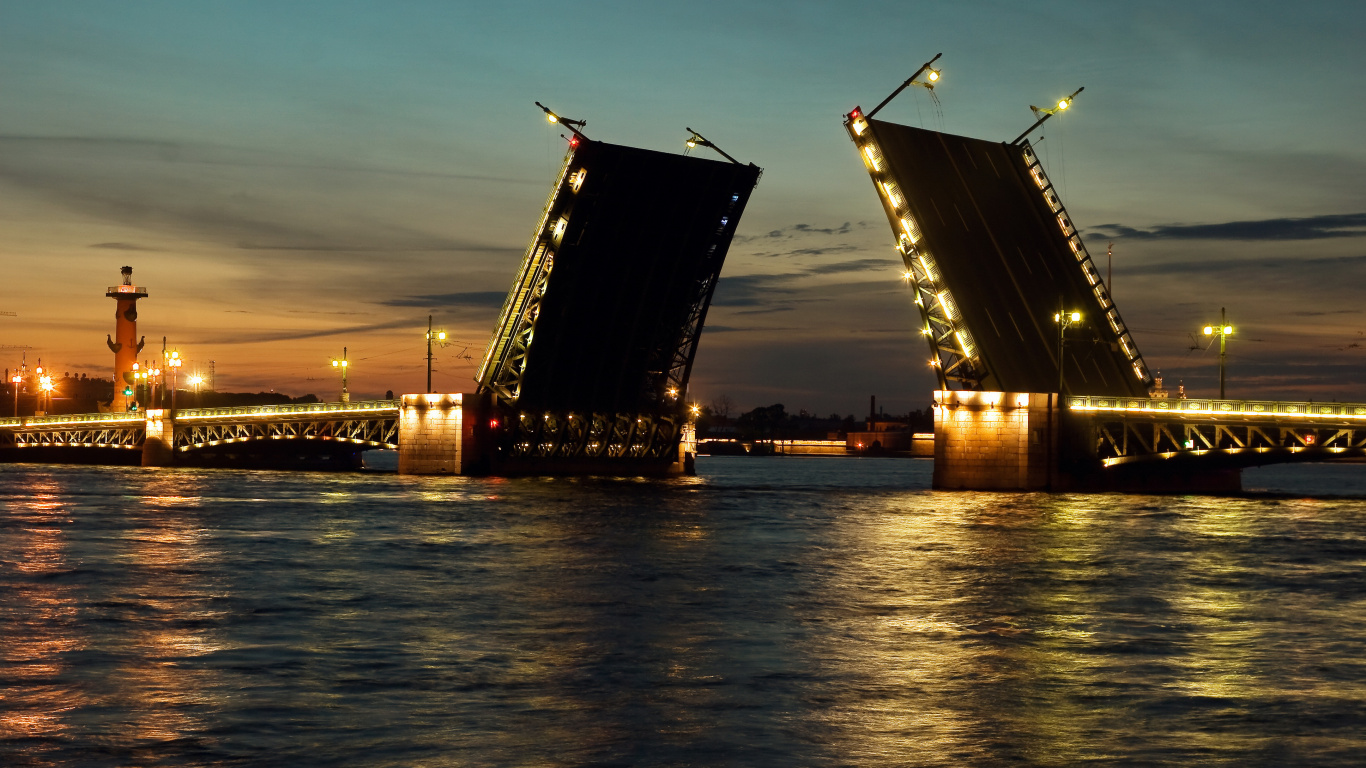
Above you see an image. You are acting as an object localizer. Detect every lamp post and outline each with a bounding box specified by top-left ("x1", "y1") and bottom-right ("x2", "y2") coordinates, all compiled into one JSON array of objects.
[
  {"x1": 38, "y1": 374, "x2": 53, "y2": 416},
  {"x1": 1202, "y1": 308, "x2": 1234, "y2": 399},
  {"x1": 1054, "y1": 304, "x2": 1083, "y2": 394},
  {"x1": 10, "y1": 370, "x2": 21, "y2": 417},
  {"x1": 426, "y1": 316, "x2": 447, "y2": 394},
  {"x1": 167, "y1": 350, "x2": 182, "y2": 411},
  {"x1": 331, "y1": 348, "x2": 349, "y2": 403}
]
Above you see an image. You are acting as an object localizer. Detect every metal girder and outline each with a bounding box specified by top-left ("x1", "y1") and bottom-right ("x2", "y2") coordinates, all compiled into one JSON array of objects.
[
  {"x1": 175, "y1": 415, "x2": 397, "y2": 452},
  {"x1": 1072, "y1": 395, "x2": 1366, "y2": 466},
  {"x1": 844, "y1": 114, "x2": 985, "y2": 390},
  {"x1": 478, "y1": 146, "x2": 576, "y2": 403},
  {"x1": 2, "y1": 424, "x2": 143, "y2": 449},
  {"x1": 1019, "y1": 142, "x2": 1150, "y2": 385},
  {"x1": 506, "y1": 410, "x2": 681, "y2": 461}
]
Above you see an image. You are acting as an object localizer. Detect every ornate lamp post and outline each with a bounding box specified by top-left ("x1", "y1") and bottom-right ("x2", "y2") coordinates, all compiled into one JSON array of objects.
[
  {"x1": 1202, "y1": 308, "x2": 1234, "y2": 399},
  {"x1": 1054, "y1": 306, "x2": 1083, "y2": 394},
  {"x1": 167, "y1": 350, "x2": 182, "y2": 411},
  {"x1": 331, "y1": 348, "x2": 349, "y2": 403}
]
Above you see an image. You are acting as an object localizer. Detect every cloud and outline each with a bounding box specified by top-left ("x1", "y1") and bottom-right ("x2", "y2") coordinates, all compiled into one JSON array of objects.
[
  {"x1": 1089, "y1": 213, "x2": 1366, "y2": 241},
  {"x1": 90, "y1": 242, "x2": 156, "y2": 251},
  {"x1": 803, "y1": 258, "x2": 893, "y2": 276},
  {"x1": 380, "y1": 291, "x2": 509, "y2": 309},
  {"x1": 1118, "y1": 253, "x2": 1366, "y2": 276},
  {"x1": 0, "y1": 134, "x2": 521, "y2": 257},
  {"x1": 710, "y1": 274, "x2": 796, "y2": 307},
  {"x1": 188, "y1": 318, "x2": 420, "y2": 345}
]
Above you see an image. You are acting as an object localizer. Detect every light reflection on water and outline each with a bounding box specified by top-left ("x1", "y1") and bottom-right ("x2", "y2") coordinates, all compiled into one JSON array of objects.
[{"x1": 0, "y1": 458, "x2": 1364, "y2": 766}]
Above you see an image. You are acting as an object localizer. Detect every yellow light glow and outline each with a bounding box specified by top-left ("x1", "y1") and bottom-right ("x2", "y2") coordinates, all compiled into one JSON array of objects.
[
  {"x1": 1203, "y1": 326, "x2": 1214, "y2": 335},
  {"x1": 862, "y1": 145, "x2": 881, "y2": 170},
  {"x1": 332, "y1": 361, "x2": 339, "y2": 367},
  {"x1": 686, "y1": 140, "x2": 697, "y2": 148},
  {"x1": 902, "y1": 271, "x2": 914, "y2": 280},
  {"x1": 1223, "y1": 326, "x2": 1233, "y2": 335},
  {"x1": 1058, "y1": 99, "x2": 1069, "y2": 110},
  {"x1": 546, "y1": 113, "x2": 558, "y2": 123},
  {"x1": 851, "y1": 120, "x2": 866, "y2": 136},
  {"x1": 928, "y1": 70, "x2": 939, "y2": 82},
  {"x1": 1070, "y1": 312, "x2": 1081, "y2": 322},
  {"x1": 438, "y1": 332, "x2": 447, "y2": 340}
]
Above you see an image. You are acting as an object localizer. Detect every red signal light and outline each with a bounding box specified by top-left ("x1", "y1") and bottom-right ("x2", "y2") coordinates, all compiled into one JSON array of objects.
[
  {"x1": 568, "y1": 135, "x2": 580, "y2": 148},
  {"x1": 489, "y1": 418, "x2": 499, "y2": 429},
  {"x1": 850, "y1": 107, "x2": 861, "y2": 119}
]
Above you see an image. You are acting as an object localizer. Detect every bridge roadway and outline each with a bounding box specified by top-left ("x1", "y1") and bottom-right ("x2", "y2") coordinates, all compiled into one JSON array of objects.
[
  {"x1": 1071, "y1": 395, "x2": 1366, "y2": 468},
  {"x1": 933, "y1": 390, "x2": 1366, "y2": 492},
  {"x1": 0, "y1": 400, "x2": 400, "y2": 468}
]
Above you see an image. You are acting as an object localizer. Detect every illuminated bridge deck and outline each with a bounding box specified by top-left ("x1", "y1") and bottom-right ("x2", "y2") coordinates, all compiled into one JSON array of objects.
[{"x1": 1072, "y1": 395, "x2": 1366, "y2": 467}]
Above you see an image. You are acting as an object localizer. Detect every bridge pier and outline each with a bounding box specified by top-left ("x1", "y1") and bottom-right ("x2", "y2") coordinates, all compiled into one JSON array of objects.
[
  {"x1": 397, "y1": 393, "x2": 466, "y2": 475},
  {"x1": 933, "y1": 391, "x2": 1056, "y2": 490},
  {"x1": 141, "y1": 410, "x2": 175, "y2": 467},
  {"x1": 934, "y1": 391, "x2": 1246, "y2": 492}
]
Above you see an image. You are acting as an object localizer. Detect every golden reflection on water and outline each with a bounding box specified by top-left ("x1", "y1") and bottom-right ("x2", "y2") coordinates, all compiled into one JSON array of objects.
[{"x1": 1, "y1": 475, "x2": 79, "y2": 748}]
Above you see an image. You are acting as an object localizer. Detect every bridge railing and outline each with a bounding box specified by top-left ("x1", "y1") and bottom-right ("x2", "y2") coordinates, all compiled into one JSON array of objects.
[
  {"x1": 1, "y1": 400, "x2": 401, "y2": 429},
  {"x1": 175, "y1": 399, "x2": 401, "y2": 420},
  {"x1": 0, "y1": 412, "x2": 145, "y2": 429},
  {"x1": 1070, "y1": 395, "x2": 1366, "y2": 420}
]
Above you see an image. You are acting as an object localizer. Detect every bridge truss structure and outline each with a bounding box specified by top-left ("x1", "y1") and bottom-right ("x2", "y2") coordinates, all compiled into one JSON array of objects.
[
  {"x1": 0, "y1": 412, "x2": 143, "y2": 451},
  {"x1": 476, "y1": 128, "x2": 761, "y2": 470},
  {"x1": 1073, "y1": 396, "x2": 1366, "y2": 467},
  {"x1": 173, "y1": 401, "x2": 398, "y2": 453},
  {"x1": 843, "y1": 110, "x2": 1150, "y2": 397}
]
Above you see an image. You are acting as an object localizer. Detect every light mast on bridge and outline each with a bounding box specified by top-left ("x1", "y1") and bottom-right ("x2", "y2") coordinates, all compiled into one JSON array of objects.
[{"x1": 105, "y1": 266, "x2": 147, "y2": 412}]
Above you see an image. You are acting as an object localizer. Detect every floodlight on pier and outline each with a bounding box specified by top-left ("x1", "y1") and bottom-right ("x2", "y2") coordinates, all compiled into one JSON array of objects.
[
  {"x1": 684, "y1": 128, "x2": 741, "y2": 165},
  {"x1": 1012, "y1": 87, "x2": 1084, "y2": 145},
  {"x1": 865, "y1": 52, "x2": 942, "y2": 120},
  {"x1": 535, "y1": 101, "x2": 589, "y2": 141}
]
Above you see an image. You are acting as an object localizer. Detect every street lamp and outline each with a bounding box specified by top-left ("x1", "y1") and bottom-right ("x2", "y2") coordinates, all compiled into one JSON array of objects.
[
  {"x1": 166, "y1": 350, "x2": 182, "y2": 411},
  {"x1": 1054, "y1": 306, "x2": 1083, "y2": 394},
  {"x1": 38, "y1": 375, "x2": 53, "y2": 415},
  {"x1": 1202, "y1": 308, "x2": 1234, "y2": 399},
  {"x1": 10, "y1": 369, "x2": 21, "y2": 418},
  {"x1": 331, "y1": 347, "x2": 349, "y2": 403},
  {"x1": 426, "y1": 316, "x2": 448, "y2": 394}
]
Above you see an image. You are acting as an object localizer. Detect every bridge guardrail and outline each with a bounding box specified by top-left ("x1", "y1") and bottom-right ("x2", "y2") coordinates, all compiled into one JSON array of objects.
[
  {"x1": 1070, "y1": 396, "x2": 1366, "y2": 420},
  {"x1": 175, "y1": 399, "x2": 401, "y2": 420},
  {"x1": 0, "y1": 412, "x2": 145, "y2": 429}
]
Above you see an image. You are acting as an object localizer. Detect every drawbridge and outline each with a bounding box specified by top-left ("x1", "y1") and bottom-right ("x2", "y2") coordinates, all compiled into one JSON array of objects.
[
  {"x1": 475, "y1": 115, "x2": 762, "y2": 474},
  {"x1": 844, "y1": 59, "x2": 1361, "y2": 490}
]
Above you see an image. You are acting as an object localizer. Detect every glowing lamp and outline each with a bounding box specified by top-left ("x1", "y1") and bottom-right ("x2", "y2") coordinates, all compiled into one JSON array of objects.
[
  {"x1": 1070, "y1": 312, "x2": 1081, "y2": 322},
  {"x1": 546, "y1": 113, "x2": 558, "y2": 124},
  {"x1": 927, "y1": 69, "x2": 940, "y2": 82},
  {"x1": 1058, "y1": 99, "x2": 1069, "y2": 111},
  {"x1": 438, "y1": 331, "x2": 447, "y2": 341},
  {"x1": 1223, "y1": 326, "x2": 1233, "y2": 335},
  {"x1": 489, "y1": 419, "x2": 499, "y2": 429},
  {"x1": 686, "y1": 140, "x2": 697, "y2": 148},
  {"x1": 1203, "y1": 326, "x2": 1214, "y2": 335}
]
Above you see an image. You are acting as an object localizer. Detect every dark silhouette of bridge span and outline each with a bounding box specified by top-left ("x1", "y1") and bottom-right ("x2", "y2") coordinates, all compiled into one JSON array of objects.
[{"x1": 843, "y1": 81, "x2": 1364, "y2": 492}]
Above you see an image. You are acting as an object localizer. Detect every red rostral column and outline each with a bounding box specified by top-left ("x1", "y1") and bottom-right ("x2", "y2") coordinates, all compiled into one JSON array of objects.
[{"x1": 105, "y1": 266, "x2": 147, "y2": 412}]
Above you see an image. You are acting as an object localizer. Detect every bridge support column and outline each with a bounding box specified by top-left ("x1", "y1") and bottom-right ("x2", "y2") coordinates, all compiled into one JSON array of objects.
[
  {"x1": 141, "y1": 410, "x2": 175, "y2": 467},
  {"x1": 398, "y1": 393, "x2": 464, "y2": 475},
  {"x1": 933, "y1": 391, "x2": 1054, "y2": 490}
]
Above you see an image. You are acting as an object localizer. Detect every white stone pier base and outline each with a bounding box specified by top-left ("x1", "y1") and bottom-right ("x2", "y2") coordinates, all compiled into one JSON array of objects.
[{"x1": 398, "y1": 393, "x2": 464, "y2": 475}]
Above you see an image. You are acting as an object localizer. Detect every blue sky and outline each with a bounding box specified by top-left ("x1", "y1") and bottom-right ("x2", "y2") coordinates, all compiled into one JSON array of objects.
[{"x1": 3, "y1": 1, "x2": 1364, "y2": 413}]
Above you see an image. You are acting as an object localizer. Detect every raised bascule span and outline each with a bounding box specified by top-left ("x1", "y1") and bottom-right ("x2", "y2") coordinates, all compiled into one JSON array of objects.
[
  {"x1": 843, "y1": 59, "x2": 1364, "y2": 491},
  {"x1": 843, "y1": 111, "x2": 1149, "y2": 397},
  {"x1": 473, "y1": 120, "x2": 762, "y2": 475}
]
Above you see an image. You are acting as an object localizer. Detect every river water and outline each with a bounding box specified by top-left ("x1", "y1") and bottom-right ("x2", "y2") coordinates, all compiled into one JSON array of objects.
[{"x1": 1, "y1": 458, "x2": 1364, "y2": 766}]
